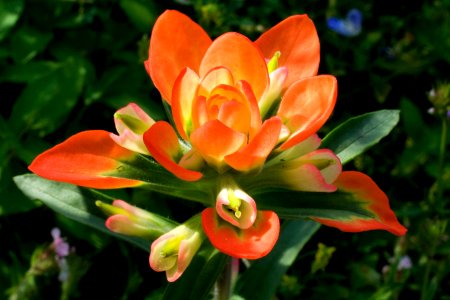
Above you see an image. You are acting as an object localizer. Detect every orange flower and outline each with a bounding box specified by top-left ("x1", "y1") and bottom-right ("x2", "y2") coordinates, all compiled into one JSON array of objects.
[
  {"x1": 28, "y1": 10, "x2": 406, "y2": 266},
  {"x1": 142, "y1": 10, "x2": 339, "y2": 259},
  {"x1": 144, "y1": 10, "x2": 336, "y2": 179}
]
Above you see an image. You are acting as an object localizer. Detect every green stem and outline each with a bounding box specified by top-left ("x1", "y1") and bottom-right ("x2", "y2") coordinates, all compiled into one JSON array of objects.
[
  {"x1": 420, "y1": 258, "x2": 433, "y2": 300},
  {"x1": 421, "y1": 116, "x2": 448, "y2": 300},
  {"x1": 215, "y1": 257, "x2": 238, "y2": 300},
  {"x1": 435, "y1": 116, "x2": 448, "y2": 211}
]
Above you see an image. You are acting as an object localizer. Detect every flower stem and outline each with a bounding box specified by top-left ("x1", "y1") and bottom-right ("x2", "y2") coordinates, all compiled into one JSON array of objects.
[
  {"x1": 215, "y1": 257, "x2": 239, "y2": 300},
  {"x1": 435, "y1": 115, "x2": 448, "y2": 211}
]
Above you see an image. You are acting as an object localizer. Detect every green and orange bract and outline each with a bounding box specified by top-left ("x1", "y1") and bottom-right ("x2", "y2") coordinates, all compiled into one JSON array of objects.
[
  {"x1": 312, "y1": 171, "x2": 407, "y2": 236},
  {"x1": 29, "y1": 130, "x2": 145, "y2": 189},
  {"x1": 28, "y1": 9, "x2": 407, "y2": 282}
]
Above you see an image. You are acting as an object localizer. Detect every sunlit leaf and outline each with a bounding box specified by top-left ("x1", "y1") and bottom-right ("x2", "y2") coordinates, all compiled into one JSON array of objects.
[
  {"x1": 321, "y1": 110, "x2": 400, "y2": 164},
  {"x1": 13, "y1": 174, "x2": 151, "y2": 251}
]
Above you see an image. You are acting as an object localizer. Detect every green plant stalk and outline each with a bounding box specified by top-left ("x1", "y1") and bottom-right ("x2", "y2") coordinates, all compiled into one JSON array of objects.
[
  {"x1": 421, "y1": 116, "x2": 448, "y2": 300},
  {"x1": 435, "y1": 116, "x2": 448, "y2": 211},
  {"x1": 214, "y1": 257, "x2": 237, "y2": 300}
]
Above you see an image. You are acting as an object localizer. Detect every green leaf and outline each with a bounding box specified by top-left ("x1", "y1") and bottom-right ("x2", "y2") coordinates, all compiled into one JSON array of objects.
[
  {"x1": 234, "y1": 220, "x2": 320, "y2": 300},
  {"x1": 400, "y1": 98, "x2": 426, "y2": 140},
  {"x1": 321, "y1": 110, "x2": 400, "y2": 164},
  {"x1": 255, "y1": 189, "x2": 372, "y2": 220},
  {"x1": 8, "y1": 56, "x2": 89, "y2": 136},
  {"x1": 0, "y1": 164, "x2": 41, "y2": 216},
  {"x1": 10, "y1": 27, "x2": 53, "y2": 63},
  {"x1": 13, "y1": 174, "x2": 151, "y2": 251},
  {"x1": 119, "y1": 0, "x2": 157, "y2": 33},
  {"x1": 0, "y1": 0, "x2": 24, "y2": 41},
  {"x1": 1, "y1": 61, "x2": 60, "y2": 82},
  {"x1": 162, "y1": 241, "x2": 227, "y2": 300}
]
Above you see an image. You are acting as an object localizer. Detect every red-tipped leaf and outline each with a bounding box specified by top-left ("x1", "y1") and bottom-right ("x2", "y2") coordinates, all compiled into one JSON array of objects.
[
  {"x1": 312, "y1": 171, "x2": 407, "y2": 236},
  {"x1": 29, "y1": 130, "x2": 144, "y2": 189}
]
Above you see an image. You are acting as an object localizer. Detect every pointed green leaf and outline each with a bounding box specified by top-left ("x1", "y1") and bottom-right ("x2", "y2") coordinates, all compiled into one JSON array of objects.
[
  {"x1": 321, "y1": 110, "x2": 400, "y2": 164},
  {"x1": 234, "y1": 220, "x2": 320, "y2": 300},
  {"x1": 162, "y1": 241, "x2": 227, "y2": 300},
  {"x1": 13, "y1": 174, "x2": 150, "y2": 251}
]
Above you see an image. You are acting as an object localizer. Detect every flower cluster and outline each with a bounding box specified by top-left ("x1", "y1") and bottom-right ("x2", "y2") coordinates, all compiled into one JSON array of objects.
[{"x1": 29, "y1": 10, "x2": 406, "y2": 281}]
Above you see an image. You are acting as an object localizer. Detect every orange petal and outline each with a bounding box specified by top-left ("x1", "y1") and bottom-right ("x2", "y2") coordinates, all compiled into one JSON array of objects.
[
  {"x1": 190, "y1": 120, "x2": 246, "y2": 172},
  {"x1": 218, "y1": 100, "x2": 251, "y2": 134},
  {"x1": 143, "y1": 121, "x2": 203, "y2": 181},
  {"x1": 148, "y1": 10, "x2": 212, "y2": 102},
  {"x1": 202, "y1": 208, "x2": 280, "y2": 259},
  {"x1": 198, "y1": 66, "x2": 234, "y2": 97},
  {"x1": 28, "y1": 130, "x2": 143, "y2": 189},
  {"x1": 199, "y1": 32, "x2": 269, "y2": 101},
  {"x1": 225, "y1": 116, "x2": 282, "y2": 172},
  {"x1": 236, "y1": 80, "x2": 262, "y2": 140},
  {"x1": 171, "y1": 67, "x2": 200, "y2": 140},
  {"x1": 255, "y1": 15, "x2": 320, "y2": 90},
  {"x1": 278, "y1": 75, "x2": 337, "y2": 149},
  {"x1": 192, "y1": 95, "x2": 208, "y2": 131},
  {"x1": 312, "y1": 171, "x2": 407, "y2": 236},
  {"x1": 208, "y1": 84, "x2": 250, "y2": 133}
]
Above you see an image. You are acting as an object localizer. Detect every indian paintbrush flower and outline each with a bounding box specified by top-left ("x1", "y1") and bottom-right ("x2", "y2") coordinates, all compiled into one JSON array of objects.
[{"x1": 28, "y1": 10, "x2": 407, "y2": 281}]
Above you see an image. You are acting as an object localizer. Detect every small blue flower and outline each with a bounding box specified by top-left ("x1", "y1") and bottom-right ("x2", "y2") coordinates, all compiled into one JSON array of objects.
[{"x1": 327, "y1": 9, "x2": 362, "y2": 37}]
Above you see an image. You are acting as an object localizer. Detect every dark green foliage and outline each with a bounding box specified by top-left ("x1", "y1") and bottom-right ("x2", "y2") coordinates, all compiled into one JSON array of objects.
[{"x1": 1, "y1": 0, "x2": 449, "y2": 299}]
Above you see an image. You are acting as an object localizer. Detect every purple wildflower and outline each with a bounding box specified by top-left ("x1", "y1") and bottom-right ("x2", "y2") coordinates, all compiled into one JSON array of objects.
[
  {"x1": 51, "y1": 227, "x2": 70, "y2": 257},
  {"x1": 397, "y1": 255, "x2": 412, "y2": 271},
  {"x1": 50, "y1": 228, "x2": 71, "y2": 282}
]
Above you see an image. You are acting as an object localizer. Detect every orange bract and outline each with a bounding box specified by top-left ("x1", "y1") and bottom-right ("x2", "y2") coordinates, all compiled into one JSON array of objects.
[
  {"x1": 255, "y1": 14, "x2": 320, "y2": 90},
  {"x1": 202, "y1": 208, "x2": 280, "y2": 259},
  {"x1": 28, "y1": 130, "x2": 144, "y2": 189},
  {"x1": 147, "y1": 10, "x2": 212, "y2": 102},
  {"x1": 312, "y1": 171, "x2": 407, "y2": 236}
]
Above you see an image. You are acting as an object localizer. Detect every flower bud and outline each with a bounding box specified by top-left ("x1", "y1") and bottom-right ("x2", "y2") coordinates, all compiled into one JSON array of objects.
[
  {"x1": 110, "y1": 103, "x2": 155, "y2": 155},
  {"x1": 96, "y1": 200, "x2": 176, "y2": 239},
  {"x1": 149, "y1": 214, "x2": 204, "y2": 282}
]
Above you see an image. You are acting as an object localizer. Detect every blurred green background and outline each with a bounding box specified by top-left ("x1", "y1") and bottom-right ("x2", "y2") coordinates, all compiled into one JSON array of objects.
[{"x1": 1, "y1": 0, "x2": 449, "y2": 299}]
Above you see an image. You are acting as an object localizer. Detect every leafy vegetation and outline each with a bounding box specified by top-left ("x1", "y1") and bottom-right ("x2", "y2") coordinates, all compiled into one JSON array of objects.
[{"x1": 1, "y1": 0, "x2": 449, "y2": 299}]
